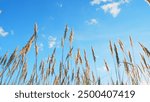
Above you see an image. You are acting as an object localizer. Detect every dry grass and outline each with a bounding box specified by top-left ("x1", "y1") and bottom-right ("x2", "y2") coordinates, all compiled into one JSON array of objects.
[{"x1": 0, "y1": 24, "x2": 150, "y2": 85}]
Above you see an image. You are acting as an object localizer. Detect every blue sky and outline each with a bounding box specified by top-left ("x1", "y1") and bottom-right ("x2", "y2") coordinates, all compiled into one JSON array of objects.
[{"x1": 0, "y1": 0, "x2": 150, "y2": 82}]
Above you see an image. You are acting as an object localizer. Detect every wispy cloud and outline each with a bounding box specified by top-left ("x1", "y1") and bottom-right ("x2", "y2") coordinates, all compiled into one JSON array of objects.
[
  {"x1": 91, "y1": 0, "x2": 129, "y2": 17},
  {"x1": 90, "y1": 0, "x2": 101, "y2": 5},
  {"x1": 86, "y1": 18, "x2": 98, "y2": 25},
  {"x1": 48, "y1": 36, "x2": 56, "y2": 48},
  {"x1": 101, "y1": 0, "x2": 129, "y2": 17},
  {"x1": 101, "y1": 2, "x2": 121, "y2": 17},
  {"x1": 0, "y1": 26, "x2": 8, "y2": 37},
  {"x1": 90, "y1": 0, "x2": 112, "y2": 6}
]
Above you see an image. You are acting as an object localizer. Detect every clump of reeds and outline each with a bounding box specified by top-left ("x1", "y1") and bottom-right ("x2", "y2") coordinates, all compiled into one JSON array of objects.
[{"x1": 0, "y1": 23, "x2": 150, "y2": 85}]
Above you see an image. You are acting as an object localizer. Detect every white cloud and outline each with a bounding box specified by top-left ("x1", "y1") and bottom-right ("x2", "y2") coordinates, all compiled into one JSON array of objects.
[
  {"x1": 90, "y1": 0, "x2": 112, "y2": 6},
  {"x1": 91, "y1": 0, "x2": 101, "y2": 5},
  {"x1": 0, "y1": 27, "x2": 8, "y2": 37},
  {"x1": 101, "y1": 2, "x2": 121, "y2": 17},
  {"x1": 91, "y1": 0, "x2": 129, "y2": 17},
  {"x1": 48, "y1": 36, "x2": 56, "y2": 48},
  {"x1": 87, "y1": 18, "x2": 98, "y2": 25}
]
